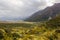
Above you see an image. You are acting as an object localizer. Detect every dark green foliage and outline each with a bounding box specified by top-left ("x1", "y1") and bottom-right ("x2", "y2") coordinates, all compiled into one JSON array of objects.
[
  {"x1": 55, "y1": 30, "x2": 60, "y2": 33},
  {"x1": 46, "y1": 15, "x2": 60, "y2": 29},
  {"x1": 12, "y1": 33, "x2": 20, "y2": 40},
  {"x1": 0, "y1": 31, "x2": 4, "y2": 39},
  {"x1": 0, "y1": 33, "x2": 4, "y2": 39},
  {"x1": 12, "y1": 33, "x2": 20, "y2": 38}
]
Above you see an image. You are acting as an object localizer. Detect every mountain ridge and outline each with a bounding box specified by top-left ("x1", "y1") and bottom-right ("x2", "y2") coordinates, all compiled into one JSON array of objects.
[{"x1": 25, "y1": 3, "x2": 60, "y2": 22}]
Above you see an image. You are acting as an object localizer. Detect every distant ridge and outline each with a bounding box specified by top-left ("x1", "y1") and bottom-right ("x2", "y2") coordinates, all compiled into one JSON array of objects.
[{"x1": 25, "y1": 3, "x2": 60, "y2": 22}]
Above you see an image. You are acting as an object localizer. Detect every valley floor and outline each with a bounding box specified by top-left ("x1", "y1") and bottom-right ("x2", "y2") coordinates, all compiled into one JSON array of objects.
[{"x1": 0, "y1": 22, "x2": 60, "y2": 40}]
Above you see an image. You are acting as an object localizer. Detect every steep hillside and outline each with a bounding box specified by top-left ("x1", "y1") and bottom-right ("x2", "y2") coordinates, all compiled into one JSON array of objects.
[
  {"x1": 46, "y1": 14, "x2": 60, "y2": 28},
  {"x1": 25, "y1": 3, "x2": 60, "y2": 22}
]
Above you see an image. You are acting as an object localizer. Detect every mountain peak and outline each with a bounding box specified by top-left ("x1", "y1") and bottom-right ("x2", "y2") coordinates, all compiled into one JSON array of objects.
[
  {"x1": 25, "y1": 3, "x2": 60, "y2": 22},
  {"x1": 54, "y1": 3, "x2": 60, "y2": 5}
]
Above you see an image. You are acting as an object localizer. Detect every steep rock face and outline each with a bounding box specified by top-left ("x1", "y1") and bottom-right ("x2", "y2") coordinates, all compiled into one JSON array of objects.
[{"x1": 25, "y1": 3, "x2": 60, "y2": 22}]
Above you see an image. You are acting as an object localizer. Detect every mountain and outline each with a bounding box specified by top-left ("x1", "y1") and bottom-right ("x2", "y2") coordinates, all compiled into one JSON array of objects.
[
  {"x1": 46, "y1": 14, "x2": 60, "y2": 28},
  {"x1": 0, "y1": 17, "x2": 25, "y2": 21},
  {"x1": 25, "y1": 3, "x2": 60, "y2": 22}
]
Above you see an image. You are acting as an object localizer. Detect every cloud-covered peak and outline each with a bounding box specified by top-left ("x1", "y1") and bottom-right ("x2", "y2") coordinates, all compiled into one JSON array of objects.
[{"x1": 0, "y1": 0, "x2": 60, "y2": 20}]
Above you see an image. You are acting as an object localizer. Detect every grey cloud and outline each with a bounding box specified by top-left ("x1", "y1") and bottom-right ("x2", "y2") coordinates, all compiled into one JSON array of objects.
[
  {"x1": 0, "y1": 0, "x2": 58, "y2": 20},
  {"x1": 55, "y1": 0, "x2": 60, "y2": 3}
]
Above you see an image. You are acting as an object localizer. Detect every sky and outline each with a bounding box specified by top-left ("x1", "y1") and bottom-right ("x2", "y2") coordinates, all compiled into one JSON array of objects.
[{"x1": 0, "y1": 0, "x2": 60, "y2": 20}]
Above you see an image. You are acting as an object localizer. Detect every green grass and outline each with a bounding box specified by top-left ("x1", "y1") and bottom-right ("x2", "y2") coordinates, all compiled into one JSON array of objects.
[
  {"x1": 0, "y1": 16, "x2": 60, "y2": 40},
  {"x1": 0, "y1": 21, "x2": 60, "y2": 40}
]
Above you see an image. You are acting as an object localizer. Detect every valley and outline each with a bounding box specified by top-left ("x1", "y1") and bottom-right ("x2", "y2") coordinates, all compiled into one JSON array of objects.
[{"x1": 0, "y1": 16, "x2": 60, "y2": 40}]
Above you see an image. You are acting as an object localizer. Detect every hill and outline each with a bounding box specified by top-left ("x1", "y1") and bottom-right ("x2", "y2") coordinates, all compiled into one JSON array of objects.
[{"x1": 25, "y1": 3, "x2": 60, "y2": 22}]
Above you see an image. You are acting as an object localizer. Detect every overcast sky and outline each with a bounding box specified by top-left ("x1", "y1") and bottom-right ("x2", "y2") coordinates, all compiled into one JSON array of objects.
[{"x1": 0, "y1": 0, "x2": 60, "y2": 20}]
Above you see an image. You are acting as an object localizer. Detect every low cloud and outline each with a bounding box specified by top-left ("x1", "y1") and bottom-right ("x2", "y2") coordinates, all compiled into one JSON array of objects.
[{"x1": 0, "y1": 0, "x2": 59, "y2": 20}]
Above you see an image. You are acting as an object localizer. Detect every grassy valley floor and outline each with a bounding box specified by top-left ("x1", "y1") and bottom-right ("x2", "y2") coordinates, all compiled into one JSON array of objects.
[{"x1": 0, "y1": 22, "x2": 60, "y2": 40}]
